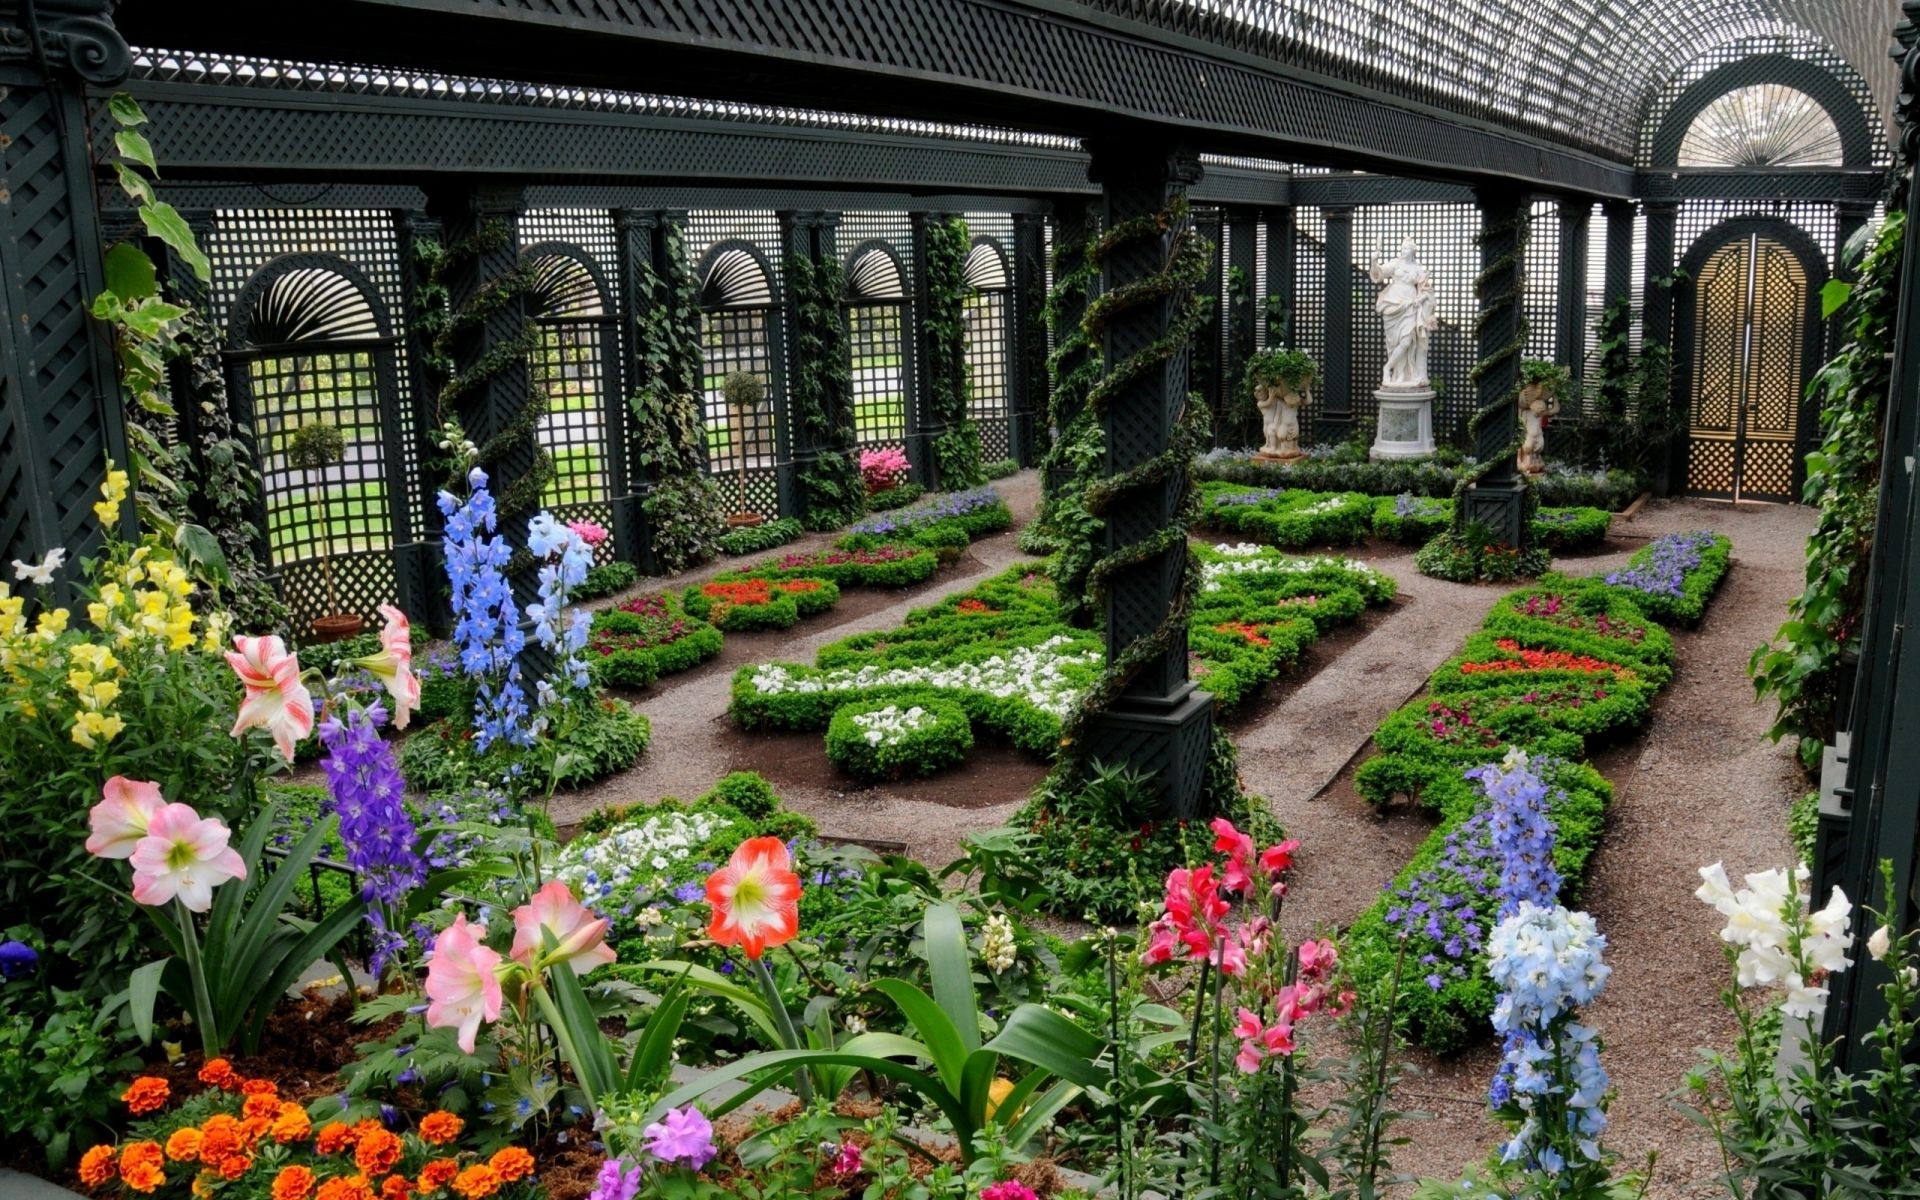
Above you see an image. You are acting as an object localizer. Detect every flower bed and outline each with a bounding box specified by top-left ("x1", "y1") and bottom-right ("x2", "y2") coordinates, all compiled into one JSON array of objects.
[
  {"x1": 844, "y1": 486, "x2": 1012, "y2": 544},
  {"x1": 397, "y1": 694, "x2": 651, "y2": 798},
  {"x1": 682, "y1": 576, "x2": 840, "y2": 631},
  {"x1": 1193, "y1": 481, "x2": 1374, "y2": 548},
  {"x1": 1602, "y1": 530, "x2": 1731, "y2": 625},
  {"x1": 824, "y1": 697, "x2": 973, "y2": 781},
  {"x1": 718, "y1": 516, "x2": 805, "y2": 557},
  {"x1": 1413, "y1": 527, "x2": 1553, "y2": 582},
  {"x1": 586, "y1": 592, "x2": 725, "y2": 689},
  {"x1": 730, "y1": 543, "x2": 938, "y2": 588},
  {"x1": 1371, "y1": 495, "x2": 1611, "y2": 550}
]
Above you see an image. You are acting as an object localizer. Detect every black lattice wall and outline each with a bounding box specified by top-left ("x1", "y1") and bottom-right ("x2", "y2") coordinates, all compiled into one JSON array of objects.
[
  {"x1": 963, "y1": 213, "x2": 1017, "y2": 462},
  {"x1": 687, "y1": 211, "x2": 785, "y2": 518}
]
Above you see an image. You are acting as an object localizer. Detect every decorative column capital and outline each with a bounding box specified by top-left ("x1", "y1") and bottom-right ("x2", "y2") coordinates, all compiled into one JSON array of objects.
[{"x1": 0, "y1": 0, "x2": 128, "y2": 85}]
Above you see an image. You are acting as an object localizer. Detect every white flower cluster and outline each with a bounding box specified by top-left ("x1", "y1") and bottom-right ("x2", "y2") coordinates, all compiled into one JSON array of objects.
[
  {"x1": 1199, "y1": 545, "x2": 1386, "y2": 594},
  {"x1": 1695, "y1": 862, "x2": 1852, "y2": 1020},
  {"x1": 1301, "y1": 495, "x2": 1360, "y2": 516},
  {"x1": 749, "y1": 635, "x2": 1101, "y2": 719},
  {"x1": 552, "y1": 808, "x2": 737, "y2": 920},
  {"x1": 981, "y1": 912, "x2": 1018, "y2": 973},
  {"x1": 852, "y1": 704, "x2": 936, "y2": 746}
]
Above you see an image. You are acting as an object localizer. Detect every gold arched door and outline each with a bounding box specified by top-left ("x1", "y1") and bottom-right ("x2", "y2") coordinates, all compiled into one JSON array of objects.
[{"x1": 1684, "y1": 230, "x2": 1810, "y2": 502}]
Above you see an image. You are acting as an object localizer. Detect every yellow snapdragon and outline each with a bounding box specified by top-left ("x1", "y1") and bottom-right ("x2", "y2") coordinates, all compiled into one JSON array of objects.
[{"x1": 93, "y1": 467, "x2": 130, "y2": 526}]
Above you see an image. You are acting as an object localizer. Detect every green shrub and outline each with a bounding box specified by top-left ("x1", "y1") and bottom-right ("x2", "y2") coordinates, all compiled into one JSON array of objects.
[
  {"x1": 865, "y1": 482, "x2": 927, "y2": 511},
  {"x1": 1194, "y1": 450, "x2": 1646, "y2": 511},
  {"x1": 699, "y1": 771, "x2": 782, "y2": 820},
  {"x1": 398, "y1": 695, "x2": 651, "y2": 798},
  {"x1": 824, "y1": 697, "x2": 974, "y2": 782},
  {"x1": 573, "y1": 560, "x2": 639, "y2": 602},
  {"x1": 1530, "y1": 505, "x2": 1612, "y2": 550},
  {"x1": 587, "y1": 592, "x2": 725, "y2": 688},
  {"x1": 1414, "y1": 524, "x2": 1552, "y2": 582},
  {"x1": 1373, "y1": 496, "x2": 1608, "y2": 550},
  {"x1": 984, "y1": 457, "x2": 1020, "y2": 479},
  {"x1": 1193, "y1": 481, "x2": 1374, "y2": 548},
  {"x1": 683, "y1": 577, "x2": 840, "y2": 631},
  {"x1": 1789, "y1": 790, "x2": 1820, "y2": 866},
  {"x1": 719, "y1": 517, "x2": 805, "y2": 556}
]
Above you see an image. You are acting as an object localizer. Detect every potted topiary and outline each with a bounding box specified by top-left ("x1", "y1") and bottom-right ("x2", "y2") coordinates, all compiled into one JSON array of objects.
[
  {"x1": 722, "y1": 370, "x2": 767, "y2": 528},
  {"x1": 1244, "y1": 347, "x2": 1318, "y2": 462},
  {"x1": 285, "y1": 418, "x2": 363, "y2": 642},
  {"x1": 1517, "y1": 360, "x2": 1570, "y2": 476}
]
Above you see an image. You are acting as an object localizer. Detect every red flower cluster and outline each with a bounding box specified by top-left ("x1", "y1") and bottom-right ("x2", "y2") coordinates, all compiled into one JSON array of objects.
[
  {"x1": 1459, "y1": 639, "x2": 1634, "y2": 679},
  {"x1": 702, "y1": 580, "x2": 774, "y2": 606},
  {"x1": 956, "y1": 598, "x2": 999, "y2": 615},
  {"x1": 1213, "y1": 621, "x2": 1270, "y2": 647}
]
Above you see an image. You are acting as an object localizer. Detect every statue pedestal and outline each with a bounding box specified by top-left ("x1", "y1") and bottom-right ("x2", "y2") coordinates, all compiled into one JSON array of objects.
[
  {"x1": 1252, "y1": 451, "x2": 1307, "y2": 465},
  {"x1": 1369, "y1": 386, "x2": 1435, "y2": 461}
]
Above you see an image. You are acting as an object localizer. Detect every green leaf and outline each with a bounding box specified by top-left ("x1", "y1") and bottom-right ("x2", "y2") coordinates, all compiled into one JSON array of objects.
[
  {"x1": 108, "y1": 93, "x2": 149, "y2": 127},
  {"x1": 1820, "y1": 278, "x2": 1854, "y2": 320},
  {"x1": 978, "y1": 1003, "x2": 1105, "y2": 1088},
  {"x1": 625, "y1": 982, "x2": 691, "y2": 1093},
  {"x1": 113, "y1": 163, "x2": 155, "y2": 205},
  {"x1": 122, "y1": 299, "x2": 189, "y2": 339},
  {"x1": 922, "y1": 902, "x2": 981, "y2": 1052},
  {"x1": 139, "y1": 203, "x2": 210, "y2": 283},
  {"x1": 127, "y1": 958, "x2": 169, "y2": 1043},
  {"x1": 115, "y1": 128, "x2": 158, "y2": 173},
  {"x1": 103, "y1": 243, "x2": 158, "y2": 301},
  {"x1": 174, "y1": 523, "x2": 231, "y2": 588},
  {"x1": 872, "y1": 978, "x2": 968, "y2": 1093}
]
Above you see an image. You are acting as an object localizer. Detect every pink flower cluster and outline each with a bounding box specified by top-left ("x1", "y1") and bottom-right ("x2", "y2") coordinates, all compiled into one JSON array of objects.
[
  {"x1": 86, "y1": 777, "x2": 247, "y2": 912},
  {"x1": 981, "y1": 1183, "x2": 1038, "y2": 1200},
  {"x1": 568, "y1": 519, "x2": 610, "y2": 547},
  {"x1": 1233, "y1": 937, "x2": 1347, "y2": 1073},
  {"x1": 424, "y1": 879, "x2": 617, "y2": 1052},
  {"x1": 858, "y1": 447, "x2": 910, "y2": 492}
]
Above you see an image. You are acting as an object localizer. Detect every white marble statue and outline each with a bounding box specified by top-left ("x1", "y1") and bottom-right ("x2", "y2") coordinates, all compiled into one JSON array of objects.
[
  {"x1": 1369, "y1": 237, "x2": 1438, "y2": 389},
  {"x1": 1254, "y1": 379, "x2": 1305, "y2": 459},
  {"x1": 1517, "y1": 383, "x2": 1559, "y2": 476}
]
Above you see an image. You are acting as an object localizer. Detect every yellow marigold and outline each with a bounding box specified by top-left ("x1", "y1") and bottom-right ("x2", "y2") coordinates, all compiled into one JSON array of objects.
[
  {"x1": 450, "y1": 1165, "x2": 500, "y2": 1200},
  {"x1": 78, "y1": 1144, "x2": 117, "y2": 1188},
  {"x1": 354, "y1": 1128, "x2": 403, "y2": 1177},
  {"x1": 272, "y1": 1166, "x2": 317, "y2": 1200},
  {"x1": 416, "y1": 1111, "x2": 463, "y2": 1146},
  {"x1": 417, "y1": 1159, "x2": 461, "y2": 1193},
  {"x1": 164, "y1": 1128, "x2": 204, "y2": 1163},
  {"x1": 486, "y1": 1148, "x2": 533, "y2": 1184},
  {"x1": 118, "y1": 1141, "x2": 167, "y2": 1193},
  {"x1": 272, "y1": 1103, "x2": 312, "y2": 1144},
  {"x1": 122, "y1": 1076, "x2": 171, "y2": 1115}
]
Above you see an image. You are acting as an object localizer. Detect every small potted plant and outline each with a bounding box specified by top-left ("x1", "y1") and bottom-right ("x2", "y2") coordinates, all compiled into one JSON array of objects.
[
  {"x1": 722, "y1": 370, "x2": 767, "y2": 528},
  {"x1": 285, "y1": 418, "x2": 363, "y2": 642}
]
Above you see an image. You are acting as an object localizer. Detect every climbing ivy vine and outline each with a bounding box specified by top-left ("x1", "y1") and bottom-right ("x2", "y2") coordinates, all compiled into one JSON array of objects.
[
  {"x1": 924, "y1": 217, "x2": 987, "y2": 488},
  {"x1": 1023, "y1": 224, "x2": 1105, "y2": 622},
  {"x1": 788, "y1": 254, "x2": 866, "y2": 530},
  {"x1": 1751, "y1": 210, "x2": 1905, "y2": 765},
  {"x1": 631, "y1": 223, "x2": 727, "y2": 572}
]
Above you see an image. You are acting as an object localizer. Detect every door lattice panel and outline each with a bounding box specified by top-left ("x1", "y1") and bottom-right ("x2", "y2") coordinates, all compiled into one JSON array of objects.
[{"x1": 965, "y1": 289, "x2": 1012, "y2": 461}]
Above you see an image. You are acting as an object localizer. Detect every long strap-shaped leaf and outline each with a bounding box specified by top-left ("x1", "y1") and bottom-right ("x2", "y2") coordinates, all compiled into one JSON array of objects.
[
  {"x1": 872, "y1": 978, "x2": 969, "y2": 1095},
  {"x1": 239, "y1": 898, "x2": 366, "y2": 1053},
  {"x1": 621, "y1": 960, "x2": 781, "y2": 1047},
  {"x1": 646, "y1": 1036, "x2": 962, "y2": 1137},
  {"x1": 923, "y1": 903, "x2": 982, "y2": 1053},
  {"x1": 625, "y1": 982, "x2": 692, "y2": 1094},
  {"x1": 203, "y1": 795, "x2": 283, "y2": 971},
  {"x1": 546, "y1": 964, "x2": 620, "y2": 1102},
  {"x1": 963, "y1": 1003, "x2": 1107, "y2": 1132},
  {"x1": 214, "y1": 802, "x2": 335, "y2": 1016}
]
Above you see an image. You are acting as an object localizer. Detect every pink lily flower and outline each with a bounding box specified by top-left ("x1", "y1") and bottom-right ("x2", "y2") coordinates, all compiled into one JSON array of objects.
[
  {"x1": 354, "y1": 605, "x2": 420, "y2": 729},
  {"x1": 86, "y1": 776, "x2": 166, "y2": 859},
  {"x1": 425, "y1": 914, "x2": 504, "y2": 1054},
  {"x1": 129, "y1": 803, "x2": 246, "y2": 912},
  {"x1": 510, "y1": 880, "x2": 616, "y2": 975},
  {"x1": 226, "y1": 635, "x2": 315, "y2": 762}
]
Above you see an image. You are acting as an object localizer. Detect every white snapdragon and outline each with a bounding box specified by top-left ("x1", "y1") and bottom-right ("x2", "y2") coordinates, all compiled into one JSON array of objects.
[
  {"x1": 981, "y1": 912, "x2": 1018, "y2": 973},
  {"x1": 1695, "y1": 861, "x2": 1852, "y2": 1019},
  {"x1": 749, "y1": 636, "x2": 1101, "y2": 719}
]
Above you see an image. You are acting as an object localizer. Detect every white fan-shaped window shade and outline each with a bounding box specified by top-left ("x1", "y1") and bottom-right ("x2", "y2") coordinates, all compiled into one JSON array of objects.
[
  {"x1": 526, "y1": 251, "x2": 606, "y2": 318},
  {"x1": 962, "y1": 241, "x2": 1009, "y2": 291},
  {"x1": 846, "y1": 246, "x2": 905, "y2": 301},
  {"x1": 701, "y1": 246, "x2": 774, "y2": 309},
  {"x1": 1678, "y1": 84, "x2": 1844, "y2": 167},
  {"x1": 244, "y1": 267, "x2": 383, "y2": 345}
]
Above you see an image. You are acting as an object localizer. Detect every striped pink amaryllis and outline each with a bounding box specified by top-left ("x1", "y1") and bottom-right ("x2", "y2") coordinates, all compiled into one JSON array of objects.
[{"x1": 225, "y1": 635, "x2": 314, "y2": 762}]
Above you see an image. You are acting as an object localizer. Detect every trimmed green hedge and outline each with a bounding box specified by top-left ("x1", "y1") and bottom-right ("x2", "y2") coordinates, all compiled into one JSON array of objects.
[
  {"x1": 730, "y1": 543, "x2": 939, "y2": 587},
  {"x1": 1413, "y1": 529, "x2": 1552, "y2": 582},
  {"x1": 1598, "y1": 531, "x2": 1732, "y2": 626},
  {"x1": 825, "y1": 697, "x2": 974, "y2": 781},
  {"x1": 1371, "y1": 495, "x2": 1610, "y2": 551},
  {"x1": 1193, "y1": 450, "x2": 1646, "y2": 511},
  {"x1": 718, "y1": 517, "x2": 805, "y2": 557},
  {"x1": 587, "y1": 592, "x2": 724, "y2": 689},
  {"x1": 865, "y1": 482, "x2": 927, "y2": 511},
  {"x1": 1193, "y1": 481, "x2": 1374, "y2": 548}
]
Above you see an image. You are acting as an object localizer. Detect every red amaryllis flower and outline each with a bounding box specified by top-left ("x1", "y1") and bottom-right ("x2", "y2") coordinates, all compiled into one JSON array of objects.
[{"x1": 705, "y1": 837, "x2": 802, "y2": 959}]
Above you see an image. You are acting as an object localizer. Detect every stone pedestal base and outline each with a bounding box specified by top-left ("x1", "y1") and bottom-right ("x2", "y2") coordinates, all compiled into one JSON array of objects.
[
  {"x1": 1252, "y1": 451, "x2": 1307, "y2": 465},
  {"x1": 1369, "y1": 386, "x2": 1436, "y2": 461},
  {"x1": 1079, "y1": 686, "x2": 1216, "y2": 820}
]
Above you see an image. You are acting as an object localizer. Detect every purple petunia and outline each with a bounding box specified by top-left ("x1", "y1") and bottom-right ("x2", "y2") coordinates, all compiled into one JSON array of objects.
[{"x1": 643, "y1": 1105, "x2": 717, "y2": 1171}]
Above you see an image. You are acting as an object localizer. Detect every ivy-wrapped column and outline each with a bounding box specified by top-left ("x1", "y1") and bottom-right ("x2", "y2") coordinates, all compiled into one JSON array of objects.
[
  {"x1": 780, "y1": 211, "x2": 864, "y2": 529},
  {"x1": 397, "y1": 209, "x2": 451, "y2": 626},
  {"x1": 1555, "y1": 200, "x2": 1591, "y2": 384},
  {"x1": 1041, "y1": 200, "x2": 1100, "y2": 502},
  {"x1": 1264, "y1": 206, "x2": 1297, "y2": 347},
  {"x1": 1463, "y1": 187, "x2": 1530, "y2": 549},
  {"x1": 1318, "y1": 206, "x2": 1356, "y2": 442},
  {"x1": 1595, "y1": 200, "x2": 1636, "y2": 417},
  {"x1": 912, "y1": 211, "x2": 983, "y2": 489},
  {"x1": 1069, "y1": 139, "x2": 1214, "y2": 819},
  {"x1": 1222, "y1": 208, "x2": 1260, "y2": 447},
  {"x1": 1010, "y1": 212, "x2": 1048, "y2": 466}
]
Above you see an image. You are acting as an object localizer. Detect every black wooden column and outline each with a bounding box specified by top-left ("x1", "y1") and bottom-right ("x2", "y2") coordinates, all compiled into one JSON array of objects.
[
  {"x1": 1010, "y1": 211, "x2": 1047, "y2": 466},
  {"x1": 1193, "y1": 206, "x2": 1225, "y2": 428},
  {"x1": 1641, "y1": 200, "x2": 1680, "y2": 357},
  {"x1": 610, "y1": 207, "x2": 659, "y2": 571},
  {"x1": 1823, "y1": 7, "x2": 1920, "y2": 1067},
  {"x1": 775, "y1": 210, "x2": 814, "y2": 517},
  {"x1": 1596, "y1": 200, "x2": 1636, "y2": 417},
  {"x1": 394, "y1": 210, "x2": 450, "y2": 626},
  {"x1": 907, "y1": 211, "x2": 938, "y2": 489},
  {"x1": 0, "y1": 1, "x2": 133, "y2": 594},
  {"x1": 1223, "y1": 208, "x2": 1260, "y2": 446},
  {"x1": 1319, "y1": 206, "x2": 1356, "y2": 442},
  {"x1": 1555, "y1": 199, "x2": 1591, "y2": 383},
  {"x1": 1264, "y1": 206, "x2": 1297, "y2": 347},
  {"x1": 1078, "y1": 139, "x2": 1214, "y2": 818},
  {"x1": 1043, "y1": 199, "x2": 1098, "y2": 499},
  {"x1": 1464, "y1": 187, "x2": 1529, "y2": 548}
]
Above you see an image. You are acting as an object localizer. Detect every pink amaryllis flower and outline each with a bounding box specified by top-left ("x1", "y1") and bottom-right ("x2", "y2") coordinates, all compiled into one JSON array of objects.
[
  {"x1": 353, "y1": 605, "x2": 420, "y2": 729},
  {"x1": 226, "y1": 635, "x2": 315, "y2": 762},
  {"x1": 86, "y1": 776, "x2": 166, "y2": 859},
  {"x1": 128, "y1": 803, "x2": 247, "y2": 912},
  {"x1": 705, "y1": 837, "x2": 802, "y2": 960},
  {"x1": 510, "y1": 880, "x2": 616, "y2": 976},
  {"x1": 425, "y1": 914, "x2": 504, "y2": 1053}
]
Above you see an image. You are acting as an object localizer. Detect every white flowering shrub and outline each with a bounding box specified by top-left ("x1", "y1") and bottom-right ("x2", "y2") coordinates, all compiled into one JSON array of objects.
[
  {"x1": 824, "y1": 696, "x2": 973, "y2": 781},
  {"x1": 552, "y1": 807, "x2": 740, "y2": 935}
]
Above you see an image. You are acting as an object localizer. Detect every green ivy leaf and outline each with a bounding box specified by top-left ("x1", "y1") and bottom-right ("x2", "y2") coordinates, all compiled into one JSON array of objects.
[
  {"x1": 108, "y1": 92, "x2": 149, "y2": 127},
  {"x1": 103, "y1": 243, "x2": 159, "y2": 302},
  {"x1": 115, "y1": 128, "x2": 158, "y2": 173},
  {"x1": 1820, "y1": 278, "x2": 1854, "y2": 320},
  {"x1": 139, "y1": 203, "x2": 211, "y2": 283}
]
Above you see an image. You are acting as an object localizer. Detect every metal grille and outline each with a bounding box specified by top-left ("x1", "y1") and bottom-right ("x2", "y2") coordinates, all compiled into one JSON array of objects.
[
  {"x1": 1524, "y1": 200, "x2": 1561, "y2": 361},
  {"x1": 1253, "y1": 221, "x2": 1270, "y2": 351},
  {"x1": 963, "y1": 234, "x2": 1014, "y2": 462},
  {"x1": 1293, "y1": 208, "x2": 1327, "y2": 438},
  {"x1": 847, "y1": 303, "x2": 908, "y2": 450},
  {"x1": 1637, "y1": 33, "x2": 1888, "y2": 166}
]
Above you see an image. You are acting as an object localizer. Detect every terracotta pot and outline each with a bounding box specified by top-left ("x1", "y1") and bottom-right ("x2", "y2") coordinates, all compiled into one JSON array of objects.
[
  {"x1": 726, "y1": 512, "x2": 765, "y2": 529},
  {"x1": 310, "y1": 613, "x2": 365, "y2": 643}
]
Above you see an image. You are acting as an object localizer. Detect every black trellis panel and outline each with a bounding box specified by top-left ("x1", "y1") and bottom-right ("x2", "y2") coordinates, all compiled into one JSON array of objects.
[{"x1": 690, "y1": 213, "x2": 787, "y2": 520}]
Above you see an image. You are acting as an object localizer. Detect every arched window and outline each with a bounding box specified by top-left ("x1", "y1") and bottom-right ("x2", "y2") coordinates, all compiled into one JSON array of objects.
[
  {"x1": 227, "y1": 253, "x2": 403, "y2": 628},
  {"x1": 961, "y1": 238, "x2": 1013, "y2": 461},
  {"x1": 1677, "y1": 84, "x2": 1845, "y2": 167},
  {"x1": 697, "y1": 242, "x2": 780, "y2": 504},
  {"x1": 524, "y1": 242, "x2": 621, "y2": 559},
  {"x1": 843, "y1": 241, "x2": 909, "y2": 451}
]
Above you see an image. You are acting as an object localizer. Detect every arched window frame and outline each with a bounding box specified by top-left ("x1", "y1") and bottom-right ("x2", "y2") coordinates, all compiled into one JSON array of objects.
[
  {"x1": 1644, "y1": 52, "x2": 1878, "y2": 170},
  {"x1": 841, "y1": 239, "x2": 912, "y2": 453},
  {"x1": 522, "y1": 240, "x2": 626, "y2": 560},
  {"x1": 961, "y1": 236, "x2": 1015, "y2": 461},
  {"x1": 695, "y1": 239, "x2": 787, "y2": 513}
]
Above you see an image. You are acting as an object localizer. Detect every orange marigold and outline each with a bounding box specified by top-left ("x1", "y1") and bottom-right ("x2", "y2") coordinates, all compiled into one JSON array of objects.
[
  {"x1": 315, "y1": 1121, "x2": 358, "y2": 1155},
  {"x1": 451, "y1": 1164, "x2": 501, "y2": 1200},
  {"x1": 197, "y1": 1059, "x2": 238, "y2": 1090},
  {"x1": 118, "y1": 1141, "x2": 166, "y2": 1193},
  {"x1": 355, "y1": 1128, "x2": 404, "y2": 1177},
  {"x1": 487, "y1": 1148, "x2": 534, "y2": 1183},
  {"x1": 417, "y1": 1159, "x2": 461, "y2": 1193},
  {"x1": 417, "y1": 1111, "x2": 463, "y2": 1146},
  {"x1": 218, "y1": 1154, "x2": 253, "y2": 1182},
  {"x1": 272, "y1": 1166, "x2": 317, "y2": 1200},
  {"x1": 78, "y1": 1144, "x2": 117, "y2": 1188},
  {"x1": 381, "y1": 1176, "x2": 414, "y2": 1200},
  {"x1": 243, "y1": 1092, "x2": 282, "y2": 1121},
  {"x1": 191, "y1": 1173, "x2": 216, "y2": 1200},
  {"x1": 272, "y1": 1103, "x2": 313, "y2": 1144},
  {"x1": 316, "y1": 1175, "x2": 377, "y2": 1200},
  {"x1": 198, "y1": 1115, "x2": 244, "y2": 1165},
  {"x1": 123, "y1": 1076, "x2": 171, "y2": 1115},
  {"x1": 164, "y1": 1128, "x2": 204, "y2": 1163},
  {"x1": 242, "y1": 1078, "x2": 280, "y2": 1097}
]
